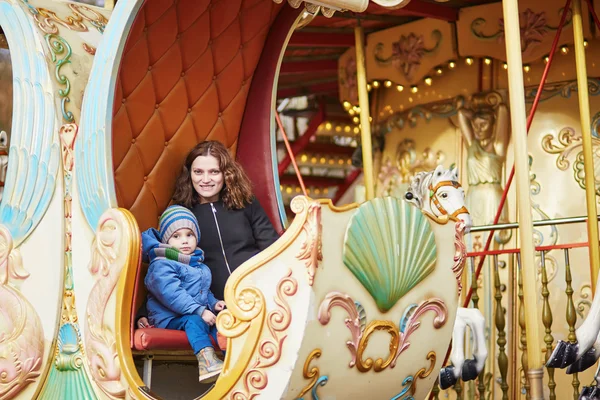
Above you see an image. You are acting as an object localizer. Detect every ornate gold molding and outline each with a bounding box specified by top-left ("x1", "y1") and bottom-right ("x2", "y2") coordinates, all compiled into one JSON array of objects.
[{"x1": 318, "y1": 292, "x2": 447, "y2": 373}]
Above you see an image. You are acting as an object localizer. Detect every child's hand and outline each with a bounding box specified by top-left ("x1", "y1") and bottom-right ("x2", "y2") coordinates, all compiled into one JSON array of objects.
[
  {"x1": 137, "y1": 317, "x2": 154, "y2": 329},
  {"x1": 202, "y1": 309, "x2": 217, "y2": 326},
  {"x1": 214, "y1": 301, "x2": 226, "y2": 311}
]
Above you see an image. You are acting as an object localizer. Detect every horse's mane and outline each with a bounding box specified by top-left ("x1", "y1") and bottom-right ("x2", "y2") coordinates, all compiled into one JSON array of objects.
[{"x1": 405, "y1": 166, "x2": 458, "y2": 209}]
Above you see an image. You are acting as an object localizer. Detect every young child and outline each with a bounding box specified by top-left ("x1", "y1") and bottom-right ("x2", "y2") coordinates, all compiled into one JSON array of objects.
[{"x1": 142, "y1": 205, "x2": 226, "y2": 383}]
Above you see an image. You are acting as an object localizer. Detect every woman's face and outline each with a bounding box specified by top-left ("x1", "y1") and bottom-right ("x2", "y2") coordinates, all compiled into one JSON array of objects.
[
  {"x1": 190, "y1": 155, "x2": 224, "y2": 203},
  {"x1": 472, "y1": 116, "x2": 493, "y2": 140}
]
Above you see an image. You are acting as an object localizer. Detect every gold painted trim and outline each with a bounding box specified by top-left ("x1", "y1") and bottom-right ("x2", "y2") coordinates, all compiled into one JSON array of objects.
[
  {"x1": 297, "y1": 349, "x2": 323, "y2": 399},
  {"x1": 114, "y1": 208, "x2": 156, "y2": 399}
]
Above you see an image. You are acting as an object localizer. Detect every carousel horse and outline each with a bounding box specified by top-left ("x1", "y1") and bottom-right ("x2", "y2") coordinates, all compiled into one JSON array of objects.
[
  {"x1": 405, "y1": 165, "x2": 488, "y2": 390},
  {"x1": 547, "y1": 271, "x2": 600, "y2": 398}
]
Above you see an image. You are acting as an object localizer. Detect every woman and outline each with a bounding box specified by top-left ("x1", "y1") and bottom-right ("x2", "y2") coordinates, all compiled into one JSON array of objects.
[
  {"x1": 457, "y1": 103, "x2": 510, "y2": 227},
  {"x1": 137, "y1": 141, "x2": 280, "y2": 328}
]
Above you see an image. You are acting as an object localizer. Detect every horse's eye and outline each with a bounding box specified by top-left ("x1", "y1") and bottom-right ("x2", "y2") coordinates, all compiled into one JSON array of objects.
[
  {"x1": 441, "y1": 193, "x2": 448, "y2": 199},
  {"x1": 405, "y1": 192, "x2": 414, "y2": 200}
]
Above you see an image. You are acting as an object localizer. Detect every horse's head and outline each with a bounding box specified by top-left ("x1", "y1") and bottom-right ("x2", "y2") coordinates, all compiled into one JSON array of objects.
[{"x1": 405, "y1": 165, "x2": 472, "y2": 232}]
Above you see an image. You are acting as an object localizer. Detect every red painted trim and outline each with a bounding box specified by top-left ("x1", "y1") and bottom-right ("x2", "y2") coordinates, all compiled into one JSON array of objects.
[
  {"x1": 466, "y1": 241, "x2": 593, "y2": 258},
  {"x1": 288, "y1": 31, "x2": 355, "y2": 47},
  {"x1": 280, "y1": 142, "x2": 356, "y2": 156},
  {"x1": 279, "y1": 174, "x2": 345, "y2": 187},
  {"x1": 237, "y1": 4, "x2": 302, "y2": 233},
  {"x1": 333, "y1": 168, "x2": 362, "y2": 205},
  {"x1": 278, "y1": 105, "x2": 325, "y2": 175},
  {"x1": 280, "y1": 59, "x2": 338, "y2": 74},
  {"x1": 367, "y1": 1, "x2": 457, "y2": 21},
  {"x1": 278, "y1": 81, "x2": 339, "y2": 98}
]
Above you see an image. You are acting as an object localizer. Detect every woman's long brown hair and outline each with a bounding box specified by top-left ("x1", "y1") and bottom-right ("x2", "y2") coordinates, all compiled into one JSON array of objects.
[{"x1": 172, "y1": 141, "x2": 254, "y2": 209}]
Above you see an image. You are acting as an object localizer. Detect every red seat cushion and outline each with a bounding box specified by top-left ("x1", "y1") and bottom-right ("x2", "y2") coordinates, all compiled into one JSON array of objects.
[{"x1": 134, "y1": 328, "x2": 219, "y2": 351}]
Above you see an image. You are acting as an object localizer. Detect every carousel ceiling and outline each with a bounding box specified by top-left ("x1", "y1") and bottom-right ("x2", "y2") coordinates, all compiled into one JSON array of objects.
[
  {"x1": 276, "y1": 0, "x2": 502, "y2": 211},
  {"x1": 278, "y1": 0, "x2": 500, "y2": 102}
]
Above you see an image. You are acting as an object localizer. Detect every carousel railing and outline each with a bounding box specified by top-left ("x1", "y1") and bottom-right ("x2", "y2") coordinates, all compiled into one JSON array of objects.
[{"x1": 433, "y1": 215, "x2": 600, "y2": 400}]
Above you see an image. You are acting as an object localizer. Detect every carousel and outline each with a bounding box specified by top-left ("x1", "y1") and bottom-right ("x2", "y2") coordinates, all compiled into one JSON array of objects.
[{"x1": 0, "y1": 0, "x2": 599, "y2": 399}]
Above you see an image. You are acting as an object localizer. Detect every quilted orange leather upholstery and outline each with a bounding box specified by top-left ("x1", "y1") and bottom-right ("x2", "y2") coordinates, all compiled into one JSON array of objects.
[{"x1": 112, "y1": 0, "x2": 282, "y2": 231}]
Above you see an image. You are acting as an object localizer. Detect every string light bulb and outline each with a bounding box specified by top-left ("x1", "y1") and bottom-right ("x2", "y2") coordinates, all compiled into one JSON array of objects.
[
  {"x1": 424, "y1": 76, "x2": 432, "y2": 86},
  {"x1": 411, "y1": 86, "x2": 418, "y2": 93},
  {"x1": 372, "y1": 80, "x2": 380, "y2": 88},
  {"x1": 448, "y1": 60, "x2": 456, "y2": 69},
  {"x1": 561, "y1": 46, "x2": 569, "y2": 54},
  {"x1": 435, "y1": 66, "x2": 443, "y2": 75},
  {"x1": 396, "y1": 85, "x2": 404, "y2": 92},
  {"x1": 384, "y1": 80, "x2": 392, "y2": 88},
  {"x1": 523, "y1": 64, "x2": 531, "y2": 73},
  {"x1": 484, "y1": 57, "x2": 492, "y2": 65},
  {"x1": 465, "y1": 57, "x2": 474, "y2": 65},
  {"x1": 543, "y1": 55, "x2": 549, "y2": 63},
  {"x1": 503, "y1": 62, "x2": 508, "y2": 70}
]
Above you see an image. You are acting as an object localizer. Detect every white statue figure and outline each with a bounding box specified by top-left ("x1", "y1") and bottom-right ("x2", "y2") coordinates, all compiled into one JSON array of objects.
[{"x1": 405, "y1": 165, "x2": 487, "y2": 389}]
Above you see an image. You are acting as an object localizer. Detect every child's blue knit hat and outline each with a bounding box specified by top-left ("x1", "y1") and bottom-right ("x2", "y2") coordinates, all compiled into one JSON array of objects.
[{"x1": 158, "y1": 205, "x2": 201, "y2": 244}]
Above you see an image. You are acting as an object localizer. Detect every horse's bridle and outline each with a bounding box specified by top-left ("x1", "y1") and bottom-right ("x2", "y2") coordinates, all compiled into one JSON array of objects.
[{"x1": 428, "y1": 180, "x2": 469, "y2": 220}]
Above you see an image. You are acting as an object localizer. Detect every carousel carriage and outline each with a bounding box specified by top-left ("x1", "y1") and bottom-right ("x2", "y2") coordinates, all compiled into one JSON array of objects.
[
  {"x1": 9, "y1": 0, "x2": 600, "y2": 397},
  {"x1": 0, "y1": 0, "x2": 491, "y2": 399}
]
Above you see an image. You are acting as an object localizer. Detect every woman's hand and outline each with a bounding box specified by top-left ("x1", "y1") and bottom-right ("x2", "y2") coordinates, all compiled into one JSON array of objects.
[
  {"x1": 137, "y1": 317, "x2": 153, "y2": 329},
  {"x1": 214, "y1": 301, "x2": 226, "y2": 311},
  {"x1": 202, "y1": 309, "x2": 217, "y2": 326}
]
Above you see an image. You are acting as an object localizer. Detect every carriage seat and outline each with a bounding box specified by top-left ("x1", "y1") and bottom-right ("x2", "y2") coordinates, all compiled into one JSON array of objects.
[{"x1": 130, "y1": 261, "x2": 223, "y2": 354}]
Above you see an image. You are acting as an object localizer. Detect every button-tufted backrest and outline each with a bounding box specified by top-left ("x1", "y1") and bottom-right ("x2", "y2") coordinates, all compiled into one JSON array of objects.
[{"x1": 112, "y1": 0, "x2": 282, "y2": 231}]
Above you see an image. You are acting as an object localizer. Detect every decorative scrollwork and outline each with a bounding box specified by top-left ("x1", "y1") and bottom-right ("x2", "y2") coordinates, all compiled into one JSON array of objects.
[
  {"x1": 317, "y1": 292, "x2": 362, "y2": 367},
  {"x1": 471, "y1": 8, "x2": 572, "y2": 54},
  {"x1": 525, "y1": 78, "x2": 600, "y2": 103},
  {"x1": 390, "y1": 351, "x2": 436, "y2": 399},
  {"x1": 575, "y1": 283, "x2": 592, "y2": 319},
  {"x1": 82, "y1": 43, "x2": 96, "y2": 56},
  {"x1": 232, "y1": 269, "x2": 298, "y2": 398},
  {"x1": 45, "y1": 34, "x2": 74, "y2": 123},
  {"x1": 297, "y1": 349, "x2": 323, "y2": 399},
  {"x1": 375, "y1": 95, "x2": 465, "y2": 136},
  {"x1": 20, "y1": 0, "x2": 107, "y2": 34},
  {"x1": 85, "y1": 210, "x2": 133, "y2": 399},
  {"x1": 296, "y1": 202, "x2": 322, "y2": 286},
  {"x1": 318, "y1": 293, "x2": 447, "y2": 373},
  {"x1": 541, "y1": 127, "x2": 600, "y2": 197},
  {"x1": 453, "y1": 220, "x2": 467, "y2": 294},
  {"x1": 528, "y1": 155, "x2": 558, "y2": 283}
]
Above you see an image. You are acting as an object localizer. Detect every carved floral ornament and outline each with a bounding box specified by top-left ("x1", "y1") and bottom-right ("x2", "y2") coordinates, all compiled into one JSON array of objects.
[
  {"x1": 471, "y1": 7, "x2": 572, "y2": 55},
  {"x1": 374, "y1": 31, "x2": 443, "y2": 82}
]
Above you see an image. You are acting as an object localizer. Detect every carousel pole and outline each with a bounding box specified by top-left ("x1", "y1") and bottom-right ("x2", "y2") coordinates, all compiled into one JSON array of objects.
[
  {"x1": 501, "y1": 0, "x2": 544, "y2": 396},
  {"x1": 354, "y1": 21, "x2": 375, "y2": 201},
  {"x1": 572, "y1": 0, "x2": 600, "y2": 293}
]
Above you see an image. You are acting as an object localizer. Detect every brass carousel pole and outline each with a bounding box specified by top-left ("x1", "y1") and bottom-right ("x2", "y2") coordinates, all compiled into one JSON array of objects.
[
  {"x1": 501, "y1": 0, "x2": 544, "y2": 397},
  {"x1": 354, "y1": 21, "x2": 375, "y2": 201},
  {"x1": 572, "y1": 0, "x2": 600, "y2": 293}
]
